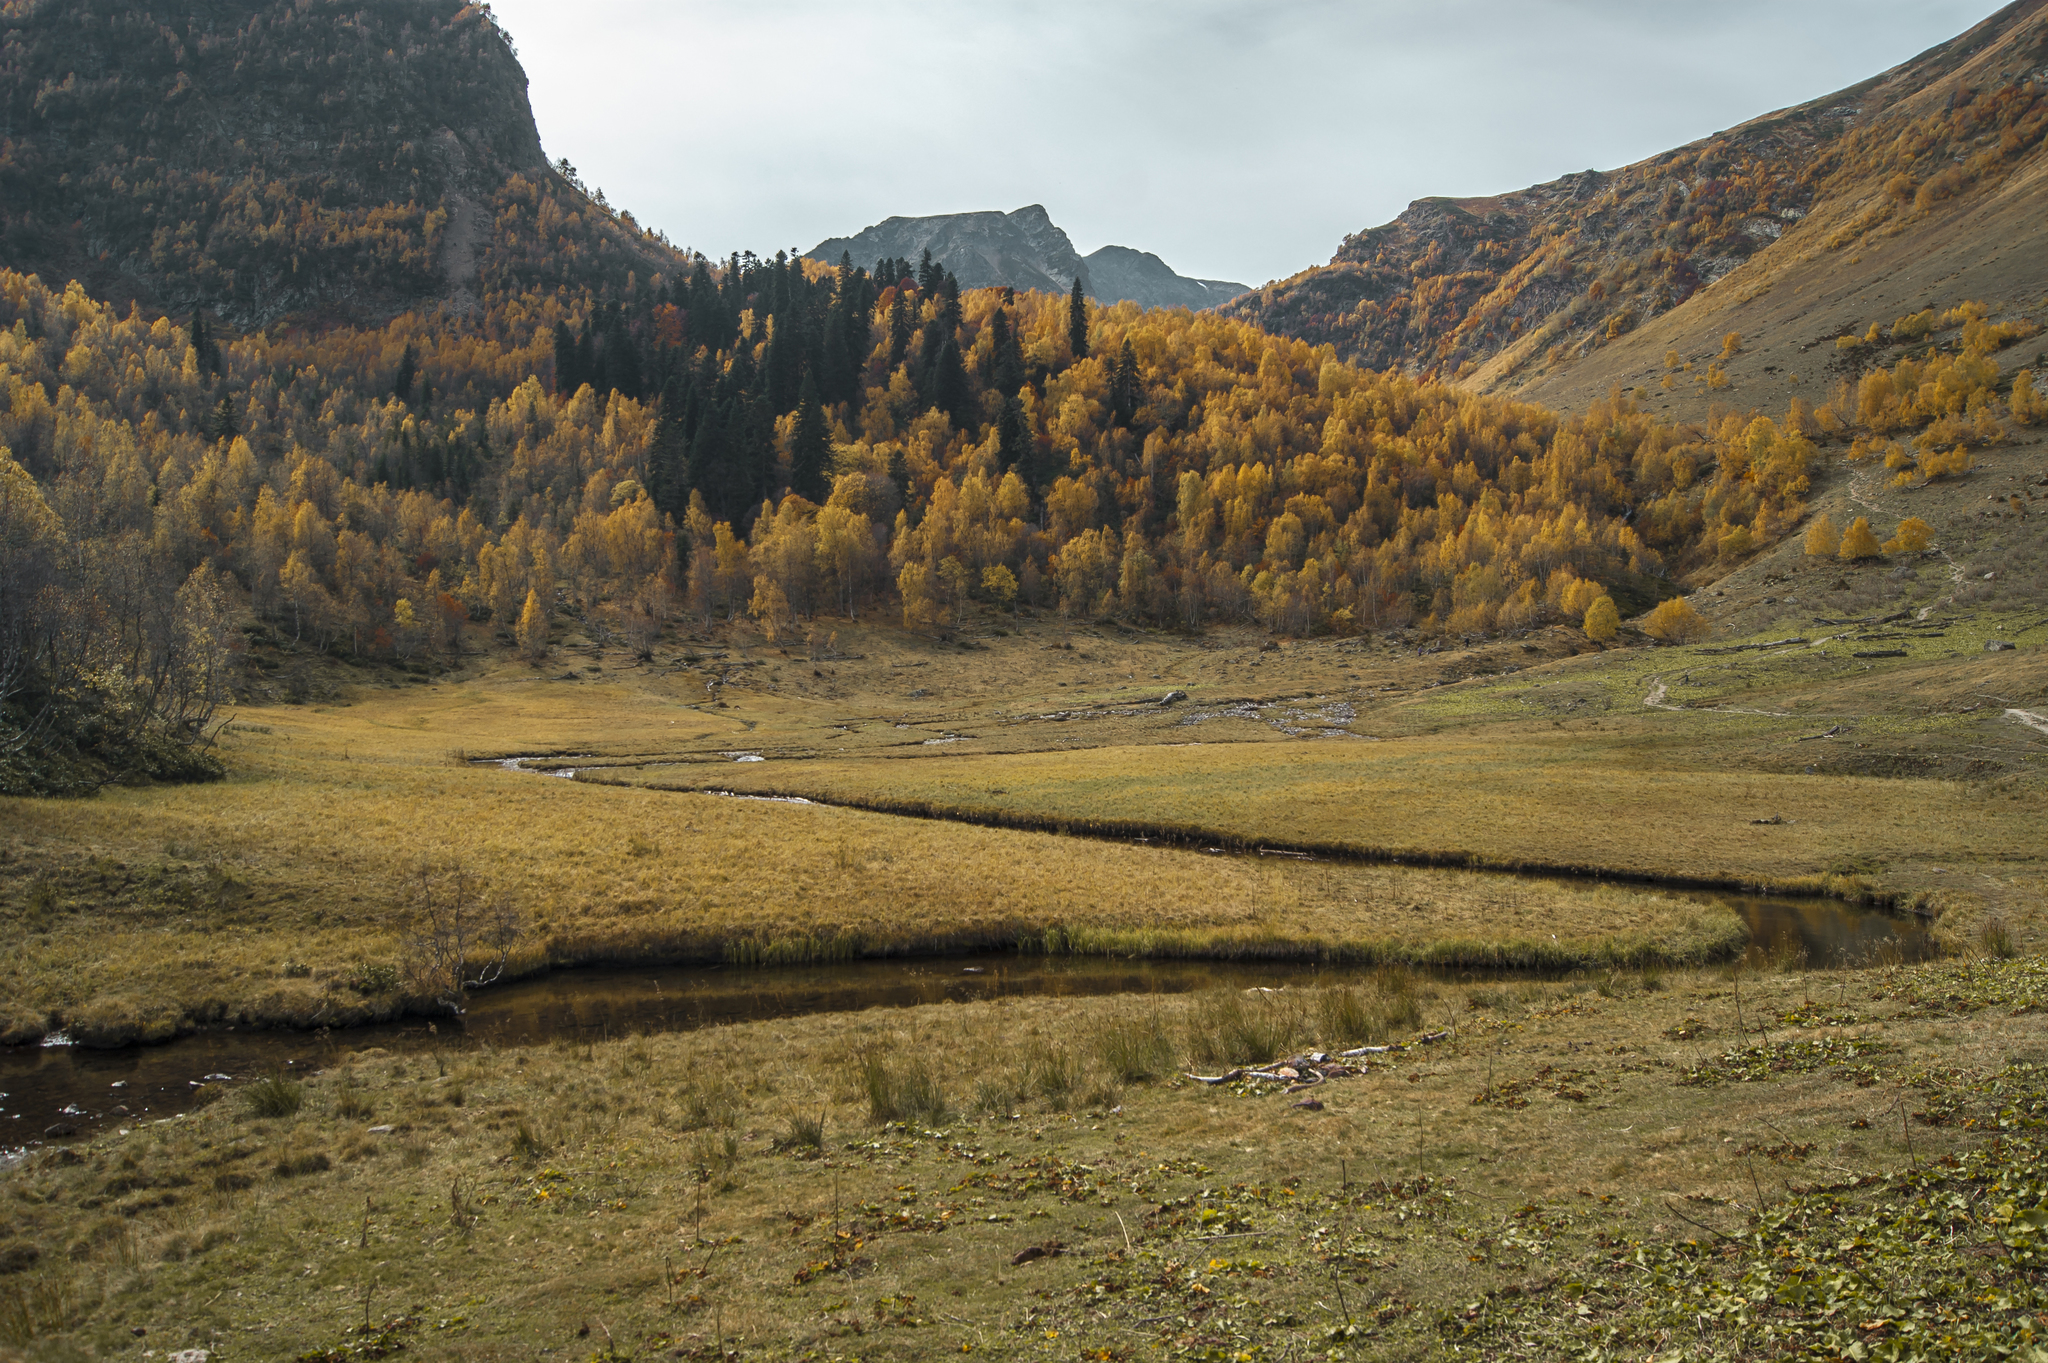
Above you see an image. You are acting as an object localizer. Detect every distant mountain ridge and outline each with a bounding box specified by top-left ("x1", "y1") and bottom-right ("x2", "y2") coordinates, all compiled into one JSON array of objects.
[{"x1": 805, "y1": 206, "x2": 1249, "y2": 310}]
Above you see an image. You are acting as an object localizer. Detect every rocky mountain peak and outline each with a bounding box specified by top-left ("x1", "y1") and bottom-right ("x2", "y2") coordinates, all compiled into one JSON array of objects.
[{"x1": 807, "y1": 206, "x2": 1249, "y2": 311}]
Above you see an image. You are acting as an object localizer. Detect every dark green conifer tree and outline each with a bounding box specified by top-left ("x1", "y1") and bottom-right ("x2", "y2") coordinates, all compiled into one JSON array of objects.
[
  {"x1": 689, "y1": 259, "x2": 729, "y2": 352},
  {"x1": 764, "y1": 312, "x2": 803, "y2": 414},
  {"x1": 208, "y1": 395, "x2": 238, "y2": 445},
  {"x1": 887, "y1": 287, "x2": 915, "y2": 370},
  {"x1": 647, "y1": 379, "x2": 690, "y2": 521},
  {"x1": 1110, "y1": 339, "x2": 1139, "y2": 425},
  {"x1": 575, "y1": 320, "x2": 598, "y2": 395},
  {"x1": 551, "y1": 321, "x2": 578, "y2": 395},
  {"x1": 930, "y1": 337, "x2": 971, "y2": 431},
  {"x1": 993, "y1": 307, "x2": 1027, "y2": 396},
  {"x1": 996, "y1": 393, "x2": 1030, "y2": 472},
  {"x1": 604, "y1": 314, "x2": 643, "y2": 400},
  {"x1": 690, "y1": 399, "x2": 732, "y2": 519},
  {"x1": 1068, "y1": 276, "x2": 1089, "y2": 360},
  {"x1": 187, "y1": 309, "x2": 220, "y2": 375},
  {"x1": 789, "y1": 371, "x2": 832, "y2": 503},
  {"x1": 393, "y1": 342, "x2": 419, "y2": 405}
]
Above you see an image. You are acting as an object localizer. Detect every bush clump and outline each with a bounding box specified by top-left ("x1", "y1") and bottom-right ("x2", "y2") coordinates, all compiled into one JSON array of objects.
[{"x1": 243, "y1": 1074, "x2": 305, "y2": 1119}]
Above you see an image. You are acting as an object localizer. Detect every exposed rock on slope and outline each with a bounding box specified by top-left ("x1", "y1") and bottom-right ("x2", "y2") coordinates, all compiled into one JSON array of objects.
[
  {"x1": 0, "y1": 0, "x2": 686, "y2": 324},
  {"x1": 806, "y1": 206, "x2": 1249, "y2": 309},
  {"x1": 1223, "y1": 0, "x2": 2048, "y2": 418}
]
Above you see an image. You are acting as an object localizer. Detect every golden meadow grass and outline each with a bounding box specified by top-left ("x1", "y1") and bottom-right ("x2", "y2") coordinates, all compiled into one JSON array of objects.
[
  {"x1": 2, "y1": 955, "x2": 2036, "y2": 1361},
  {"x1": 0, "y1": 699, "x2": 1745, "y2": 1044},
  {"x1": 5, "y1": 612, "x2": 2039, "y2": 1043}
]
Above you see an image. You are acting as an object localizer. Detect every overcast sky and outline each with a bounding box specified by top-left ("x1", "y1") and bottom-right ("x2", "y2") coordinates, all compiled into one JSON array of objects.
[{"x1": 484, "y1": 0, "x2": 2002, "y2": 288}]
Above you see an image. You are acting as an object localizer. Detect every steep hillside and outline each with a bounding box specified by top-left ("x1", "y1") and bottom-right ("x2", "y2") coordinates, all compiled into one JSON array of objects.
[
  {"x1": 806, "y1": 206, "x2": 1249, "y2": 310},
  {"x1": 1223, "y1": 0, "x2": 2048, "y2": 419},
  {"x1": 0, "y1": 0, "x2": 684, "y2": 323}
]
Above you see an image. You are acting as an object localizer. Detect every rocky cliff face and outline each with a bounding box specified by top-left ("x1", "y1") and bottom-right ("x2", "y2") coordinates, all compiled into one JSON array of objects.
[
  {"x1": 0, "y1": 0, "x2": 680, "y2": 324},
  {"x1": 807, "y1": 206, "x2": 1249, "y2": 309}
]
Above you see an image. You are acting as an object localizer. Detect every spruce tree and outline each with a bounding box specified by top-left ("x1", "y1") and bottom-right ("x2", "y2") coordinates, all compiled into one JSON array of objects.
[
  {"x1": 646, "y1": 381, "x2": 689, "y2": 521},
  {"x1": 790, "y1": 371, "x2": 832, "y2": 503},
  {"x1": 604, "y1": 314, "x2": 643, "y2": 400},
  {"x1": 552, "y1": 321, "x2": 578, "y2": 395},
  {"x1": 887, "y1": 288, "x2": 914, "y2": 371},
  {"x1": 575, "y1": 320, "x2": 597, "y2": 395},
  {"x1": 1068, "y1": 276, "x2": 1089, "y2": 360},
  {"x1": 393, "y1": 342, "x2": 419, "y2": 405},
  {"x1": 1111, "y1": 339, "x2": 1139, "y2": 425},
  {"x1": 996, "y1": 393, "x2": 1030, "y2": 472},
  {"x1": 994, "y1": 308, "x2": 1027, "y2": 396},
  {"x1": 939, "y1": 272, "x2": 962, "y2": 332},
  {"x1": 209, "y1": 395, "x2": 238, "y2": 445},
  {"x1": 188, "y1": 309, "x2": 216, "y2": 375},
  {"x1": 764, "y1": 313, "x2": 802, "y2": 414},
  {"x1": 915, "y1": 319, "x2": 947, "y2": 401},
  {"x1": 689, "y1": 259, "x2": 728, "y2": 352},
  {"x1": 690, "y1": 400, "x2": 731, "y2": 519},
  {"x1": 930, "y1": 337, "x2": 971, "y2": 431}
]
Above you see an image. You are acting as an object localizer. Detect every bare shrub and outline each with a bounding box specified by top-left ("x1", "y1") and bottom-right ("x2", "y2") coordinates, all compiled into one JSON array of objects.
[{"x1": 399, "y1": 860, "x2": 524, "y2": 1016}]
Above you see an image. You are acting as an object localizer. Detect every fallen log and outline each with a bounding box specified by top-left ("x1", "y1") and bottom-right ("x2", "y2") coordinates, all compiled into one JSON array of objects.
[{"x1": 1692, "y1": 637, "x2": 1808, "y2": 655}]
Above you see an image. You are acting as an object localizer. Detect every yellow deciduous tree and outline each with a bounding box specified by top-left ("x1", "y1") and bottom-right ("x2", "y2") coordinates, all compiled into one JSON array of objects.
[
  {"x1": 1583, "y1": 595, "x2": 1619, "y2": 641},
  {"x1": 2012, "y1": 370, "x2": 2047, "y2": 426},
  {"x1": 515, "y1": 587, "x2": 548, "y2": 663},
  {"x1": 1642, "y1": 596, "x2": 1710, "y2": 644},
  {"x1": 748, "y1": 574, "x2": 790, "y2": 640},
  {"x1": 1882, "y1": 517, "x2": 1933, "y2": 554},
  {"x1": 981, "y1": 564, "x2": 1018, "y2": 611},
  {"x1": 897, "y1": 561, "x2": 943, "y2": 634},
  {"x1": 1803, "y1": 513, "x2": 1839, "y2": 557},
  {"x1": 1837, "y1": 517, "x2": 1883, "y2": 560}
]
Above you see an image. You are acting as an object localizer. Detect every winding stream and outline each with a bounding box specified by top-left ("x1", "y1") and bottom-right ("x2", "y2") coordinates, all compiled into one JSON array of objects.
[{"x1": 3, "y1": 895, "x2": 1931, "y2": 1158}]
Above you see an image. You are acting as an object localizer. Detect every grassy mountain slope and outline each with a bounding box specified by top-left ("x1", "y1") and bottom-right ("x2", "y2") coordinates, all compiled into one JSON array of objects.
[{"x1": 1223, "y1": 0, "x2": 2048, "y2": 420}]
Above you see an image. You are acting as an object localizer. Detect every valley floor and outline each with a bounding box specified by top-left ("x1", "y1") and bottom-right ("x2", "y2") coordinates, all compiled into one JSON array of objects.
[
  {"x1": 0, "y1": 442, "x2": 2044, "y2": 1357},
  {"x1": 5, "y1": 954, "x2": 2047, "y2": 1360}
]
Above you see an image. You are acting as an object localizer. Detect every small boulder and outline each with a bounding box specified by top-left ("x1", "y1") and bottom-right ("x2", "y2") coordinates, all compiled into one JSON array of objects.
[
  {"x1": 1159, "y1": 689, "x2": 1188, "y2": 705},
  {"x1": 43, "y1": 1121, "x2": 77, "y2": 1139},
  {"x1": 1986, "y1": 640, "x2": 2016, "y2": 652},
  {"x1": 1293, "y1": 1097, "x2": 1325, "y2": 1112}
]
